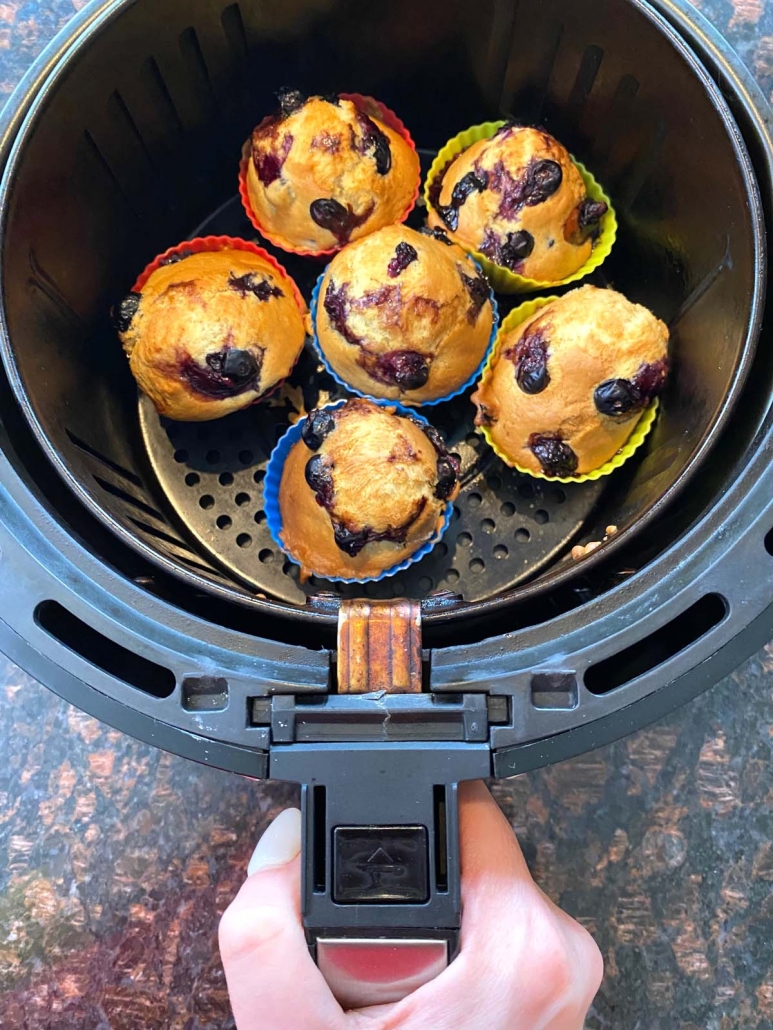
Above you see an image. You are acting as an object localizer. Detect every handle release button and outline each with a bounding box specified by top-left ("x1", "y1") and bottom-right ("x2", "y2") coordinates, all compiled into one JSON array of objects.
[{"x1": 333, "y1": 826, "x2": 429, "y2": 904}]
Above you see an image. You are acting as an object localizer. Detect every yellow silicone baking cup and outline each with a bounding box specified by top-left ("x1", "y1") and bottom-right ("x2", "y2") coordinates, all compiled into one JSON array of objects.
[
  {"x1": 424, "y1": 121, "x2": 617, "y2": 295},
  {"x1": 476, "y1": 295, "x2": 659, "y2": 483}
]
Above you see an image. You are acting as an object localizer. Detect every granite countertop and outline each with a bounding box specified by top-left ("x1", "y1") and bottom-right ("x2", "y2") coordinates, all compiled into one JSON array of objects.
[{"x1": 1, "y1": 2, "x2": 773, "y2": 1028}]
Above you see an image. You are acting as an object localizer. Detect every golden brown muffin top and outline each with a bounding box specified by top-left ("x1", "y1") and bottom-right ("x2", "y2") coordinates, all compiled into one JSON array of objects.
[
  {"x1": 117, "y1": 248, "x2": 307, "y2": 421},
  {"x1": 247, "y1": 91, "x2": 420, "y2": 251},
  {"x1": 317, "y1": 224, "x2": 493, "y2": 399},
  {"x1": 428, "y1": 125, "x2": 607, "y2": 283},
  {"x1": 292, "y1": 399, "x2": 459, "y2": 558},
  {"x1": 472, "y1": 286, "x2": 669, "y2": 476}
]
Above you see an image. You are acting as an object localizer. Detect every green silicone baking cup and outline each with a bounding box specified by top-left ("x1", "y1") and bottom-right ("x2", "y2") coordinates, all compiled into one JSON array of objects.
[{"x1": 424, "y1": 120, "x2": 617, "y2": 295}]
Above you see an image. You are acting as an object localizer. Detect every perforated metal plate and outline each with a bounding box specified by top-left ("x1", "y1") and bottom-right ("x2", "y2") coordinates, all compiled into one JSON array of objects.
[{"x1": 140, "y1": 357, "x2": 605, "y2": 604}]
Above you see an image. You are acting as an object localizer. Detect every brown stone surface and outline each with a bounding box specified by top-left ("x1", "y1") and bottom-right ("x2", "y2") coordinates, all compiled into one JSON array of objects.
[
  {"x1": 2, "y1": 646, "x2": 772, "y2": 1029},
  {"x1": 1, "y1": 2, "x2": 773, "y2": 1028}
]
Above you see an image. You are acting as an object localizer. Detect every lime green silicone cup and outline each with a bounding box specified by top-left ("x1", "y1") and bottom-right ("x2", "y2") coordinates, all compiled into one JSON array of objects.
[
  {"x1": 476, "y1": 295, "x2": 658, "y2": 483},
  {"x1": 425, "y1": 121, "x2": 617, "y2": 295}
]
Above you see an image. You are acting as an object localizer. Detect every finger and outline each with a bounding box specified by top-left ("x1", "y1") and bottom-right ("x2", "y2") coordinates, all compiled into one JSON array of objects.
[
  {"x1": 458, "y1": 784, "x2": 603, "y2": 1006},
  {"x1": 219, "y1": 809, "x2": 343, "y2": 1030},
  {"x1": 371, "y1": 782, "x2": 601, "y2": 1030},
  {"x1": 456, "y1": 779, "x2": 543, "y2": 944},
  {"x1": 541, "y1": 892, "x2": 605, "y2": 1012}
]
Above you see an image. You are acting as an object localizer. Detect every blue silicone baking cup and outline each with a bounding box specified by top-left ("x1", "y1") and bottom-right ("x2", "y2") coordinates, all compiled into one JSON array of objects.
[
  {"x1": 264, "y1": 398, "x2": 455, "y2": 584},
  {"x1": 309, "y1": 260, "x2": 499, "y2": 407}
]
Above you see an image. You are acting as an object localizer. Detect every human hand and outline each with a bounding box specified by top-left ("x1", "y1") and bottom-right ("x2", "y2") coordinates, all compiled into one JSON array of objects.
[{"x1": 219, "y1": 781, "x2": 603, "y2": 1030}]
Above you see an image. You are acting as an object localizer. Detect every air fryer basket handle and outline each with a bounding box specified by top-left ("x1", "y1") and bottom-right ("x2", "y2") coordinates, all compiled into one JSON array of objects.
[
  {"x1": 270, "y1": 743, "x2": 490, "y2": 1009},
  {"x1": 267, "y1": 598, "x2": 491, "y2": 1007}
]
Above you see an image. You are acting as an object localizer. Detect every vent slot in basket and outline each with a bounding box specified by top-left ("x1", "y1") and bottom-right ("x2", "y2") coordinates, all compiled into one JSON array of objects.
[
  {"x1": 584, "y1": 594, "x2": 727, "y2": 695},
  {"x1": 433, "y1": 785, "x2": 448, "y2": 893},
  {"x1": 35, "y1": 600, "x2": 176, "y2": 698},
  {"x1": 312, "y1": 785, "x2": 327, "y2": 894},
  {"x1": 182, "y1": 675, "x2": 228, "y2": 711}
]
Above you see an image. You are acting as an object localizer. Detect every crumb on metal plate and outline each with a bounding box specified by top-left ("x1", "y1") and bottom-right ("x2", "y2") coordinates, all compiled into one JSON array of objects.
[{"x1": 571, "y1": 525, "x2": 618, "y2": 560}]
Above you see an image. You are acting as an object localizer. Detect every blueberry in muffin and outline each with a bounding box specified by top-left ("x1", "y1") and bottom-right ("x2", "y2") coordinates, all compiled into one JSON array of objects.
[
  {"x1": 243, "y1": 90, "x2": 420, "y2": 253},
  {"x1": 117, "y1": 244, "x2": 307, "y2": 421},
  {"x1": 314, "y1": 225, "x2": 495, "y2": 404},
  {"x1": 472, "y1": 286, "x2": 669, "y2": 477},
  {"x1": 428, "y1": 124, "x2": 608, "y2": 283},
  {"x1": 278, "y1": 399, "x2": 460, "y2": 580}
]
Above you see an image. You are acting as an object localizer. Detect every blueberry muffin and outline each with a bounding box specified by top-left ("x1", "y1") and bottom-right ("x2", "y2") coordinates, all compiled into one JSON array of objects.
[
  {"x1": 315, "y1": 225, "x2": 495, "y2": 404},
  {"x1": 472, "y1": 286, "x2": 669, "y2": 477},
  {"x1": 428, "y1": 124, "x2": 608, "y2": 283},
  {"x1": 278, "y1": 399, "x2": 460, "y2": 580},
  {"x1": 117, "y1": 245, "x2": 307, "y2": 421},
  {"x1": 243, "y1": 90, "x2": 420, "y2": 253}
]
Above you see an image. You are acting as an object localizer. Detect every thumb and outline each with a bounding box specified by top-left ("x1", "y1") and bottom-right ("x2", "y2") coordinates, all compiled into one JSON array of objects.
[{"x1": 219, "y1": 808, "x2": 342, "y2": 1030}]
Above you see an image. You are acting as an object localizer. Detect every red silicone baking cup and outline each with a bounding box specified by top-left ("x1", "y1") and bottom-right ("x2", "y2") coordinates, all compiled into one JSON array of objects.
[
  {"x1": 131, "y1": 235, "x2": 308, "y2": 405},
  {"x1": 132, "y1": 235, "x2": 308, "y2": 319},
  {"x1": 238, "y1": 93, "x2": 421, "y2": 257}
]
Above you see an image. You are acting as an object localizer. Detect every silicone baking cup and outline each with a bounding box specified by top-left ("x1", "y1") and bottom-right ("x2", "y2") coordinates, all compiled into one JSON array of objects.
[
  {"x1": 308, "y1": 260, "x2": 500, "y2": 407},
  {"x1": 264, "y1": 398, "x2": 455, "y2": 583},
  {"x1": 239, "y1": 93, "x2": 421, "y2": 258},
  {"x1": 424, "y1": 120, "x2": 617, "y2": 295},
  {"x1": 133, "y1": 235, "x2": 308, "y2": 314},
  {"x1": 476, "y1": 295, "x2": 659, "y2": 483}
]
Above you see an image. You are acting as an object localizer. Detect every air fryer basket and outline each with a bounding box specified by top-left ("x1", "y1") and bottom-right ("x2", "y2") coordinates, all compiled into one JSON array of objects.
[
  {"x1": 1, "y1": 0, "x2": 773, "y2": 997},
  {"x1": 0, "y1": 0, "x2": 763, "y2": 625}
]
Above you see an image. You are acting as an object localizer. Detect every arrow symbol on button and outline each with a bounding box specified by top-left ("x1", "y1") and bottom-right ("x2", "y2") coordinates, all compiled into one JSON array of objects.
[{"x1": 365, "y1": 847, "x2": 395, "y2": 867}]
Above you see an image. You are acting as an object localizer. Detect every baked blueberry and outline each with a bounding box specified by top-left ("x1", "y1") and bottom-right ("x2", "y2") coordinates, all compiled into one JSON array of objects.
[
  {"x1": 387, "y1": 242, "x2": 418, "y2": 278},
  {"x1": 480, "y1": 228, "x2": 535, "y2": 271},
  {"x1": 114, "y1": 292, "x2": 141, "y2": 334},
  {"x1": 507, "y1": 323, "x2": 550, "y2": 395},
  {"x1": 228, "y1": 272, "x2": 283, "y2": 301},
  {"x1": 594, "y1": 378, "x2": 641, "y2": 417},
  {"x1": 529, "y1": 434, "x2": 578, "y2": 477},
  {"x1": 302, "y1": 408, "x2": 337, "y2": 451},
  {"x1": 180, "y1": 347, "x2": 263, "y2": 400},
  {"x1": 309, "y1": 197, "x2": 375, "y2": 246},
  {"x1": 437, "y1": 170, "x2": 488, "y2": 232}
]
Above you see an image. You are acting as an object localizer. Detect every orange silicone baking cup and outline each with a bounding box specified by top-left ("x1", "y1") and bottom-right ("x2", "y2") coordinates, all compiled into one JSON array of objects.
[{"x1": 238, "y1": 93, "x2": 421, "y2": 257}]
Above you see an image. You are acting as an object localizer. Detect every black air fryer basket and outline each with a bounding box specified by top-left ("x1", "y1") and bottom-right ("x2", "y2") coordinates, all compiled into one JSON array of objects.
[{"x1": 2, "y1": 0, "x2": 773, "y2": 1004}]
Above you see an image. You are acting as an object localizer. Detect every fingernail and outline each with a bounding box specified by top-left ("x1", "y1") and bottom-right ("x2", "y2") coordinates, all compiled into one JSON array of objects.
[{"x1": 247, "y1": 808, "x2": 302, "y2": 876}]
